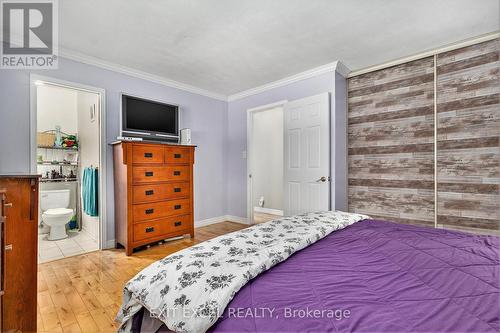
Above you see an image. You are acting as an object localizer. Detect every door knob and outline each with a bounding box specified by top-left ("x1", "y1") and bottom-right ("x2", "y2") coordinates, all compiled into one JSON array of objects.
[{"x1": 317, "y1": 176, "x2": 327, "y2": 182}]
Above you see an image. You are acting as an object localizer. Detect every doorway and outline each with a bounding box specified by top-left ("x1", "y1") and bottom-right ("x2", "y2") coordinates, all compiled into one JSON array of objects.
[
  {"x1": 283, "y1": 93, "x2": 331, "y2": 216},
  {"x1": 247, "y1": 101, "x2": 286, "y2": 224},
  {"x1": 247, "y1": 93, "x2": 331, "y2": 224},
  {"x1": 30, "y1": 76, "x2": 106, "y2": 263}
]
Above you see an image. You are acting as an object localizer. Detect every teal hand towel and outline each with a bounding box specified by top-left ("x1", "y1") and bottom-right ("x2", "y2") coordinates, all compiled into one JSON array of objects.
[{"x1": 83, "y1": 167, "x2": 98, "y2": 216}]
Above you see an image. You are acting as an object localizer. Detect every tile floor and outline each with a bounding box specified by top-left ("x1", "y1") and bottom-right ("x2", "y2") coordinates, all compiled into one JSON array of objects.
[{"x1": 38, "y1": 229, "x2": 99, "y2": 263}]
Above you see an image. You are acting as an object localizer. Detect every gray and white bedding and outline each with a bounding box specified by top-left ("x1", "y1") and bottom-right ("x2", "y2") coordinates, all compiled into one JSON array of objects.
[{"x1": 116, "y1": 211, "x2": 369, "y2": 333}]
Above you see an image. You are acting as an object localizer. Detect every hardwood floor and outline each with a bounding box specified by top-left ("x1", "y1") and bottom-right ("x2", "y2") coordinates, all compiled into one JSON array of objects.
[
  {"x1": 37, "y1": 221, "x2": 247, "y2": 333},
  {"x1": 253, "y1": 211, "x2": 281, "y2": 224}
]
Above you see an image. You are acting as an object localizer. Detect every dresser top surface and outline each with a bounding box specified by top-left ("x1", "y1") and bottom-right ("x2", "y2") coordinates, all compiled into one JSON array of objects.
[
  {"x1": 0, "y1": 173, "x2": 41, "y2": 178},
  {"x1": 110, "y1": 140, "x2": 196, "y2": 147}
]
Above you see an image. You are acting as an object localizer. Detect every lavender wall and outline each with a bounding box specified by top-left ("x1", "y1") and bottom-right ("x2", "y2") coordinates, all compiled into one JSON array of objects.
[
  {"x1": 0, "y1": 56, "x2": 348, "y2": 241},
  {"x1": 0, "y1": 57, "x2": 228, "y2": 243},
  {"x1": 332, "y1": 72, "x2": 348, "y2": 211},
  {"x1": 226, "y1": 71, "x2": 346, "y2": 218}
]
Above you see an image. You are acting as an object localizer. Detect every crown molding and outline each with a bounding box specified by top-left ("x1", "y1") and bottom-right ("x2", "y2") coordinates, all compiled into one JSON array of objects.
[
  {"x1": 58, "y1": 48, "x2": 349, "y2": 103},
  {"x1": 227, "y1": 60, "x2": 348, "y2": 102},
  {"x1": 348, "y1": 31, "x2": 500, "y2": 78},
  {"x1": 12, "y1": 32, "x2": 496, "y2": 102},
  {"x1": 335, "y1": 61, "x2": 351, "y2": 78},
  {"x1": 59, "y1": 48, "x2": 227, "y2": 101}
]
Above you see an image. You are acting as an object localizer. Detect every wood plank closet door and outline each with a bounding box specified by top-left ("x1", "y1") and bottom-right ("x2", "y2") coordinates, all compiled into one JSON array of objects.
[
  {"x1": 436, "y1": 38, "x2": 500, "y2": 232},
  {"x1": 347, "y1": 57, "x2": 435, "y2": 226}
]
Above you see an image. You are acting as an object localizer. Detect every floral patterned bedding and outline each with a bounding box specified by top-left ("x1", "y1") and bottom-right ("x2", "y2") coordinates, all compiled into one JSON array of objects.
[{"x1": 116, "y1": 211, "x2": 369, "y2": 333}]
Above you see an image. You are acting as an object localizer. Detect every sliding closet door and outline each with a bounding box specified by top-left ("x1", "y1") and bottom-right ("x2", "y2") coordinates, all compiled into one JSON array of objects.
[
  {"x1": 347, "y1": 58, "x2": 435, "y2": 226},
  {"x1": 436, "y1": 38, "x2": 499, "y2": 232}
]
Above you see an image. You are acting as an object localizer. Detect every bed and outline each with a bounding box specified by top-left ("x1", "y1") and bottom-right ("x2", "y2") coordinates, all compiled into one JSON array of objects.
[{"x1": 117, "y1": 212, "x2": 500, "y2": 333}]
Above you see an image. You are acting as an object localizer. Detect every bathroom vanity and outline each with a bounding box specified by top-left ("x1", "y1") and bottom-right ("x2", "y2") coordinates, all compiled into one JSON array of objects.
[{"x1": 0, "y1": 174, "x2": 40, "y2": 332}]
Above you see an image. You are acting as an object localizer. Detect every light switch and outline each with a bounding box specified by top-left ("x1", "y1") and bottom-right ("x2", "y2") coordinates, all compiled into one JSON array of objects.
[{"x1": 242, "y1": 151, "x2": 247, "y2": 159}]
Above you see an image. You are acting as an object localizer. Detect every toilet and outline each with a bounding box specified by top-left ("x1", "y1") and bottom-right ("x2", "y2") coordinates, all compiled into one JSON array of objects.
[{"x1": 41, "y1": 189, "x2": 74, "y2": 240}]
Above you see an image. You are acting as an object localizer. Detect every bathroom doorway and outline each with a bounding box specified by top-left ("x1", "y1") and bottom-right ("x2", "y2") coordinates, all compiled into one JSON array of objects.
[{"x1": 30, "y1": 76, "x2": 106, "y2": 263}]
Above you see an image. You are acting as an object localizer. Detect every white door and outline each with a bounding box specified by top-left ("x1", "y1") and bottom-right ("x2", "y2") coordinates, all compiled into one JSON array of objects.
[{"x1": 284, "y1": 93, "x2": 330, "y2": 216}]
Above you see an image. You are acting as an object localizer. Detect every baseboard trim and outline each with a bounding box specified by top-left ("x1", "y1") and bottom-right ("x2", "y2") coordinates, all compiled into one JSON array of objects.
[
  {"x1": 253, "y1": 207, "x2": 284, "y2": 216},
  {"x1": 104, "y1": 239, "x2": 115, "y2": 249},
  {"x1": 195, "y1": 215, "x2": 250, "y2": 228},
  {"x1": 195, "y1": 216, "x2": 228, "y2": 228},
  {"x1": 224, "y1": 215, "x2": 250, "y2": 225}
]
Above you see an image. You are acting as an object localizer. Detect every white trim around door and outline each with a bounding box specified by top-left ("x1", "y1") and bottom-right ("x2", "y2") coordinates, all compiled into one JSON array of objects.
[
  {"x1": 29, "y1": 74, "x2": 108, "y2": 250},
  {"x1": 246, "y1": 100, "x2": 288, "y2": 225}
]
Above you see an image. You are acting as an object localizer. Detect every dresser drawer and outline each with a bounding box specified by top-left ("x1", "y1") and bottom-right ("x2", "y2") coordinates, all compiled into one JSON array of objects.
[
  {"x1": 133, "y1": 198, "x2": 191, "y2": 222},
  {"x1": 132, "y1": 145, "x2": 164, "y2": 164},
  {"x1": 132, "y1": 166, "x2": 190, "y2": 183},
  {"x1": 132, "y1": 166, "x2": 168, "y2": 183},
  {"x1": 133, "y1": 215, "x2": 191, "y2": 242},
  {"x1": 162, "y1": 214, "x2": 191, "y2": 234},
  {"x1": 165, "y1": 146, "x2": 191, "y2": 164},
  {"x1": 164, "y1": 166, "x2": 190, "y2": 181},
  {"x1": 132, "y1": 182, "x2": 190, "y2": 203}
]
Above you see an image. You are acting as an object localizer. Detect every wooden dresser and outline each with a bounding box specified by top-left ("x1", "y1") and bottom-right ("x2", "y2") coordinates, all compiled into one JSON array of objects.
[
  {"x1": 113, "y1": 141, "x2": 195, "y2": 255},
  {"x1": 0, "y1": 175, "x2": 40, "y2": 332}
]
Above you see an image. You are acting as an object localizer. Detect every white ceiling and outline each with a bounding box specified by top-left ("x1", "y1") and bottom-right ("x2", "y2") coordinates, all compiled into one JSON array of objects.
[{"x1": 60, "y1": 0, "x2": 499, "y2": 97}]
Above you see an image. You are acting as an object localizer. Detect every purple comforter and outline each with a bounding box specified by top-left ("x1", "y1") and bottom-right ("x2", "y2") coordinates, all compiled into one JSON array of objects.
[{"x1": 208, "y1": 219, "x2": 499, "y2": 332}]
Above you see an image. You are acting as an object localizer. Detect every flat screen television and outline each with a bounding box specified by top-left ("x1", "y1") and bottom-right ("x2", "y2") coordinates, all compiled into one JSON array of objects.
[{"x1": 121, "y1": 94, "x2": 179, "y2": 141}]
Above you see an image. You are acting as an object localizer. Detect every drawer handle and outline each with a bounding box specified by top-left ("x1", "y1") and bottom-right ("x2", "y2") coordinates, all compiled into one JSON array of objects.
[
  {"x1": 174, "y1": 205, "x2": 182, "y2": 210},
  {"x1": 144, "y1": 152, "x2": 153, "y2": 158},
  {"x1": 173, "y1": 171, "x2": 181, "y2": 176},
  {"x1": 145, "y1": 190, "x2": 154, "y2": 196},
  {"x1": 145, "y1": 227, "x2": 155, "y2": 233},
  {"x1": 174, "y1": 221, "x2": 182, "y2": 227},
  {"x1": 145, "y1": 171, "x2": 154, "y2": 177},
  {"x1": 174, "y1": 153, "x2": 181, "y2": 158},
  {"x1": 145, "y1": 208, "x2": 154, "y2": 214},
  {"x1": 174, "y1": 188, "x2": 181, "y2": 193}
]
